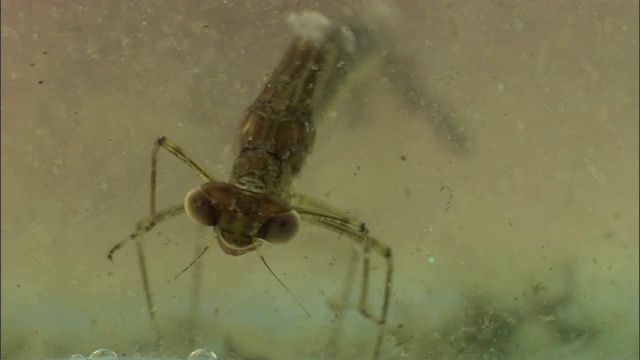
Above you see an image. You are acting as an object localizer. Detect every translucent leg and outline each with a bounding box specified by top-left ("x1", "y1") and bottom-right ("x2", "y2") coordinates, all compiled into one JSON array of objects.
[
  {"x1": 293, "y1": 195, "x2": 393, "y2": 360},
  {"x1": 108, "y1": 136, "x2": 216, "y2": 348}
]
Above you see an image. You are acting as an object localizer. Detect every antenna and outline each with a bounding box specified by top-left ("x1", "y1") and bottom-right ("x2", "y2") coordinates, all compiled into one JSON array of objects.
[
  {"x1": 173, "y1": 245, "x2": 210, "y2": 281},
  {"x1": 255, "y1": 247, "x2": 311, "y2": 317}
]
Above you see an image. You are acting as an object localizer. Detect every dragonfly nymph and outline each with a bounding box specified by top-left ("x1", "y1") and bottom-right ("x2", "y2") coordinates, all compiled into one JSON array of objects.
[{"x1": 109, "y1": 11, "x2": 393, "y2": 360}]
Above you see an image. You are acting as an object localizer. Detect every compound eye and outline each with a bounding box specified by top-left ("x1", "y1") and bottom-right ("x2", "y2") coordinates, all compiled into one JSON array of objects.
[
  {"x1": 185, "y1": 187, "x2": 220, "y2": 227},
  {"x1": 259, "y1": 211, "x2": 300, "y2": 243}
]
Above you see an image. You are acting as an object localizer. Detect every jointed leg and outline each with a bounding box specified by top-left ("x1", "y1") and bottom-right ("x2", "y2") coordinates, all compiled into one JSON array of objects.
[
  {"x1": 150, "y1": 136, "x2": 215, "y2": 214},
  {"x1": 107, "y1": 204, "x2": 186, "y2": 260},
  {"x1": 324, "y1": 245, "x2": 360, "y2": 359},
  {"x1": 186, "y1": 242, "x2": 206, "y2": 350},
  {"x1": 136, "y1": 240, "x2": 162, "y2": 347},
  {"x1": 294, "y1": 198, "x2": 393, "y2": 360},
  {"x1": 109, "y1": 136, "x2": 214, "y2": 258},
  {"x1": 108, "y1": 136, "x2": 216, "y2": 348}
]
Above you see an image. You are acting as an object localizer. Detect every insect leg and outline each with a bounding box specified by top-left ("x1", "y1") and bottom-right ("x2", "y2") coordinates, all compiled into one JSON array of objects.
[
  {"x1": 295, "y1": 200, "x2": 393, "y2": 360},
  {"x1": 108, "y1": 136, "x2": 216, "y2": 348}
]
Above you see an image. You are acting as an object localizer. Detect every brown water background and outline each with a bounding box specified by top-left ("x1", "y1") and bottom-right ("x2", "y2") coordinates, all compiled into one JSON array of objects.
[{"x1": 2, "y1": 1, "x2": 638, "y2": 359}]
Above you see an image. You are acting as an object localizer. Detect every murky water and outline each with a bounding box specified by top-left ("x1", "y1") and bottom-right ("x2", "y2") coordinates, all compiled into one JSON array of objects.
[{"x1": 2, "y1": 1, "x2": 638, "y2": 359}]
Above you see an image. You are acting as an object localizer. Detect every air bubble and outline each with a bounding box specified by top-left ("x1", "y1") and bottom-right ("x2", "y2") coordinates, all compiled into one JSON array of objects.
[
  {"x1": 187, "y1": 348, "x2": 218, "y2": 360},
  {"x1": 88, "y1": 349, "x2": 118, "y2": 359},
  {"x1": 70, "y1": 355, "x2": 86, "y2": 360}
]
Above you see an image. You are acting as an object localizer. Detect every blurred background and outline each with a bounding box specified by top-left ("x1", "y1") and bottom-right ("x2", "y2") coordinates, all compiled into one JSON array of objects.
[{"x1": 1, "y1": 1, "x2": 638, "y2": 359}]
